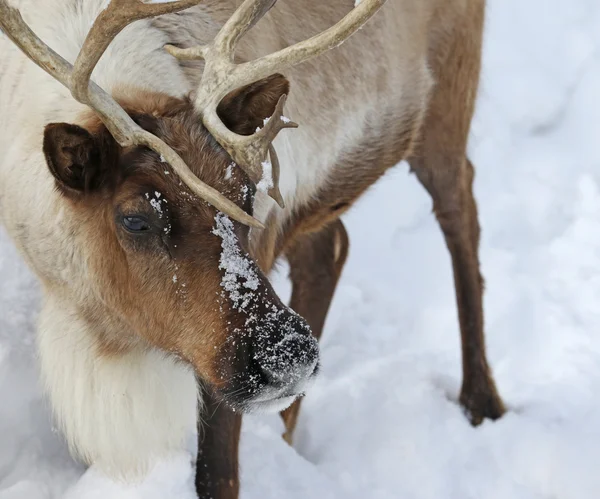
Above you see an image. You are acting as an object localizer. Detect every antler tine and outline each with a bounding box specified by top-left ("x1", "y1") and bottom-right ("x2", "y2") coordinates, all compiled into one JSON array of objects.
[
  {"x1": 242, "y1": 95, "x2": 298, "y2": 183},
  {"x1": 227, "y1": 94, "x2": 297, "y2": 209},
  {"x1": 163, "y1": 0, "x2": 277, "y2": 66},
  {"x1": 212, "y1": 0, "x2": 277, "y2": 58},
  {"x1": 0, "y1": 0, "x2": 265, "y2": 228},
  {"x1": 256, "y1": 95, "x2": 297, "y2": 208},
  {"x1": 196, "y1": 94, "x2": 296, "y2": 207},
  {"x1": 267, "y1": 145, "x2": 284, "y2": 208},
  {"x1": 166, "y1": 0, "x2": 387, "y2": 206},
  {"x1": 259, "y1": 95, "x2": 299, "y2": 143}
]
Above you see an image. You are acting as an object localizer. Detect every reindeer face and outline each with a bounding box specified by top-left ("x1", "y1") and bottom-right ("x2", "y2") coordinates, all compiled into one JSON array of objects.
[{"x1": 41, "y1": 87, "x2": 319, "y2": 413}]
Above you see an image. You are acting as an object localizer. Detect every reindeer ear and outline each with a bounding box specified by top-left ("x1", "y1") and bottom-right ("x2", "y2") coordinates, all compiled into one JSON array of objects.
[
  {"x1": 217, "y1": 73, "x2": 290, "y2": 136},
  {"x1": 43, "y1": 123, "x2": 105, "y2": 194}
]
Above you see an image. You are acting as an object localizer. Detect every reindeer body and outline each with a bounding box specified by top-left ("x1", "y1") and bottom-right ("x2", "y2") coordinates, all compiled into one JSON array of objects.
[{"x1": 1, "y1": 0, "x2": 501, "y2": 491}]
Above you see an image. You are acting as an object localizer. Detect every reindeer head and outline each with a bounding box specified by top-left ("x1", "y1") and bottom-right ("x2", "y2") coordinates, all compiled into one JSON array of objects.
[
  {"x1": 41, "y1": 81, "x2": 320, "y2": 412},
  {"x1": 0, "y1": 0, "x2": 385, "y2": 411}
]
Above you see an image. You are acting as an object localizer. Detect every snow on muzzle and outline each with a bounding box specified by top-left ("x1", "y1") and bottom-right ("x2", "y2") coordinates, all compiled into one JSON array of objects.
[
  {"x1": 212, "y1": 214, "x2": 319, "y2": 413},
  {"x1": 216, "y1": 304, "x2": 320, "y2": 414}
]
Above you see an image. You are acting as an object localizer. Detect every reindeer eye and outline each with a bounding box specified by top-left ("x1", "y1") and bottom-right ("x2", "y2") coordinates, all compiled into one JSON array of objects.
[{"x1": 122, "y1": 215, "x2": 151, "y2": 233}]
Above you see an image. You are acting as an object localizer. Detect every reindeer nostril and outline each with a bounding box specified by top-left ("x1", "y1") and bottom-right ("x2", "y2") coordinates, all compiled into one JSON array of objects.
[
  {"x1": 262, "y1": 335, "x2": 318, "y2": 384},
  {"x1": 252, "y1": 313, "x2": 319, "y2": 386}
]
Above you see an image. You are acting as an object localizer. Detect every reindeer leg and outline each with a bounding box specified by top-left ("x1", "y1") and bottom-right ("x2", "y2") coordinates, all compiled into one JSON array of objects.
[
  {"x1": 195, "y1": 386, "x2": 241, "y2": 499},
  {"x1": 280, "y1": 219, "x2": 349, "y2": 444},
  {"x1": 408, "y1": 3, "x2": 504, "y2": 425}
]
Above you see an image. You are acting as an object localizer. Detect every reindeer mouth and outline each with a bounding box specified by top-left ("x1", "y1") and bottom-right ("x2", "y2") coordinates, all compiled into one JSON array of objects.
[
  {"x1": 243, "y1": 395, "x2": 299, "y2": 414},
  {"x1": 219, "y1": 361, "x2": 319, "y2": 415},
  {"x1": 244, "y1": 376, "x2": 316, "y2": 414}
]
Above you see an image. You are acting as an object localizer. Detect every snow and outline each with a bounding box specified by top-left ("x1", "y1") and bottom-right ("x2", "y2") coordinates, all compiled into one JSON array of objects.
[
  {"x1": 2, "y1": 0, "x2": 600, "y2": 497},
  {"x1": 150, "y1": 198, "x2": 163, "y2": 216},
  {"x1": 256, "y1": 160, "x2": 274, "y2": 193},
  {"x1": 148, "y1": 192, "x2": 165, "y2": 217},
  {"x1": 213, "y1": 213, "x2": 260, "y2": 311},
  {"x1": 225, "y1": 163, "x2": 236, "y2": 181}
]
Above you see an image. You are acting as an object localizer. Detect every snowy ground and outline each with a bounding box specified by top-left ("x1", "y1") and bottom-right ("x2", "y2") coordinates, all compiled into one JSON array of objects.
[{"x1": 2, "y1": 0, "x2": 600, "y2": 497}]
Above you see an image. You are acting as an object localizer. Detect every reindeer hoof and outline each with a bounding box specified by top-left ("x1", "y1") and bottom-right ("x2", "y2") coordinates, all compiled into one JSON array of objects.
[
  {"x1": 282, "y1": 430, "x2": 294, "y2": 446},
  {"x1": 459, "y1": 383, "x2": 505, "y2": 426}
]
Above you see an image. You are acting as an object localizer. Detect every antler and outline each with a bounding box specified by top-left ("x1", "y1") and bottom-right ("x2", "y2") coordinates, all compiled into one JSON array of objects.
[
  {"x1": 166, "y1": 0, "x2": 387, "y2": 208},
  {"x1": 0, "y1": 0, "x2": 264, "y2": 228}
]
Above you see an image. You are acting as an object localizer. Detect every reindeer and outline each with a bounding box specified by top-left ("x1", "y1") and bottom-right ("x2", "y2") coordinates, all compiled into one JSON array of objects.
[{"x1": 0, "y1": 0, "x2": 505, "y2": 496}]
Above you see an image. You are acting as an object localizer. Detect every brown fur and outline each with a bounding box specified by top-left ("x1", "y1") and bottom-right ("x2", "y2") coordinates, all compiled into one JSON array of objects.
[{"x1": 195, "y1": 387, "x2": 241, "y2": 499}]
